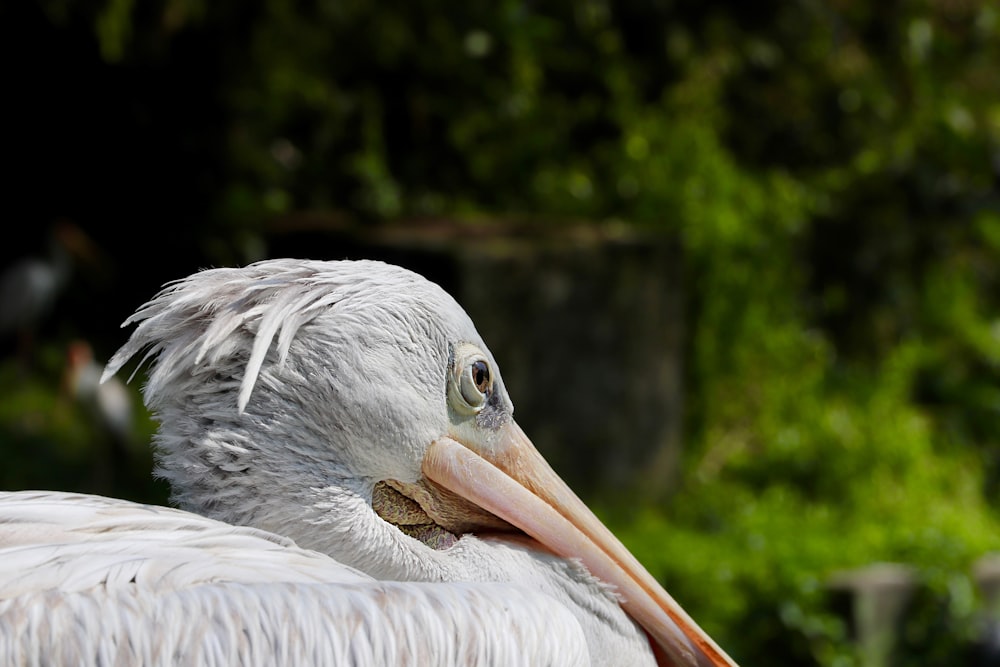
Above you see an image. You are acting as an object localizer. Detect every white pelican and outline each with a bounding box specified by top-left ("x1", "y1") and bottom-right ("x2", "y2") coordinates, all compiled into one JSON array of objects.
[
  {"x1": 65, "y1": 339, "x2": 136, "y2": 445},
  {"x1": 0, "y1": 220, "x2": 101, "y2": 352},
  {"x1": 0, "y1": 259, "x2": 736, "y2": 666}
]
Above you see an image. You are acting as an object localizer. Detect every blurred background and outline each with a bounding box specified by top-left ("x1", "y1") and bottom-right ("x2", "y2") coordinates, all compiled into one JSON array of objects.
[{"x1": 3, "y1": 1, "x2": 1000, "y2": 664}]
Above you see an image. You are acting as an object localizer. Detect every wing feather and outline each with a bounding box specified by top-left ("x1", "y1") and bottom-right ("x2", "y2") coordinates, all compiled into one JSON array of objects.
[{"x1": 0, "y1": 492, "x2": 589, "y2": 666}]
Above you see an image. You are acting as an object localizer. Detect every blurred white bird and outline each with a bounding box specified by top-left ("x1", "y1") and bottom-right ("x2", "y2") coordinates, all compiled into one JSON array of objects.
[
  {"x1": 64, "y1": 339, "x2": 136, "y2": 445},
  {"x1": 0, "y1": 259, "x2": 737, "y2": 667},
  {"x1": 0, "y1": 220, "x2": 102, "y2": 361}
]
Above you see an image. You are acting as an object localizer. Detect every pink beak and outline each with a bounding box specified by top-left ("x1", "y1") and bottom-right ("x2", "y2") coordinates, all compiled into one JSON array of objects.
[{"x1": 423, "y1": 421, "x2": 738, "y2": 667}]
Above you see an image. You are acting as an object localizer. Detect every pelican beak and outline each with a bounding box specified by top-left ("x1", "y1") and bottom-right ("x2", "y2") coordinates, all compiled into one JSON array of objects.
[{"x1": 423, "y1": 421, "x2": 737, "y2": 667}]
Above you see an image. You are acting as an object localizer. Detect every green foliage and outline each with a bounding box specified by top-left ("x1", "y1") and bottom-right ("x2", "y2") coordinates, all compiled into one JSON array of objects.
[{"x1": 618, "y1": 334, "x2": 1000, "y2": 663}]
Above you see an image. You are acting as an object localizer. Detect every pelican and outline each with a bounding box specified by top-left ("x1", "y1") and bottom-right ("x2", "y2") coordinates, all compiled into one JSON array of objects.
[
  {"x1": 0, "y1": 259, "x2": 736, "y2": 666},
  {"x1": 64, "y1": 339, "x2": 137, "y2": 445},
  {"x1": 0, "y1": 220, "x2": 101, "y2": 357}
]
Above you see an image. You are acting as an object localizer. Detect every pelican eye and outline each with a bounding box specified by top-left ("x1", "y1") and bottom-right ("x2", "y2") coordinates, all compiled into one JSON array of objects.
[
  {"x1": 460, "y1": 358, "x2": 492, "y2": 408},
  {"x1": 471, "y1": 360, "x2": 490, "y2": 393},
  {"x1": 450, "y1": 344, "x2": 494, "y2": 415}
]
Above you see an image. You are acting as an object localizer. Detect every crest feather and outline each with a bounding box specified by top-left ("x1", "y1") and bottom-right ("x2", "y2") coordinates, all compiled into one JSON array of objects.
[{"x1": 100, "y1": 258, "x2": 415, "y2": 413}]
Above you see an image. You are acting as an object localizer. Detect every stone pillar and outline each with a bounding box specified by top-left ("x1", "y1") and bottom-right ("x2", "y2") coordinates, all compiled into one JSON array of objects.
[
  {"x1": 828, "y1": 563, "x2": 917, "y2": 667},
  {"x1": 454, "y1": 232, "x2": 684, "y2": 501},
  {"x1": 972, "y1": 555, "x2": 1000, "y2": 664}
]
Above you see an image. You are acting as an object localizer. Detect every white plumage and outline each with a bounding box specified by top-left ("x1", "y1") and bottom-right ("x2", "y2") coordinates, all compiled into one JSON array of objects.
[
  {"x1": 0, "y1": 259, "x2": 735, "y2": 667},
  {"x1": 0, "y1": 493, "x2": 588, "y2": 666}
]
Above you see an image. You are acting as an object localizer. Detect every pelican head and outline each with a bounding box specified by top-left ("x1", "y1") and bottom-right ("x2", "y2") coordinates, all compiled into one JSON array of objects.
[{"x1": 103, "y1": 258, "x2": 733, "y2": 667}]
